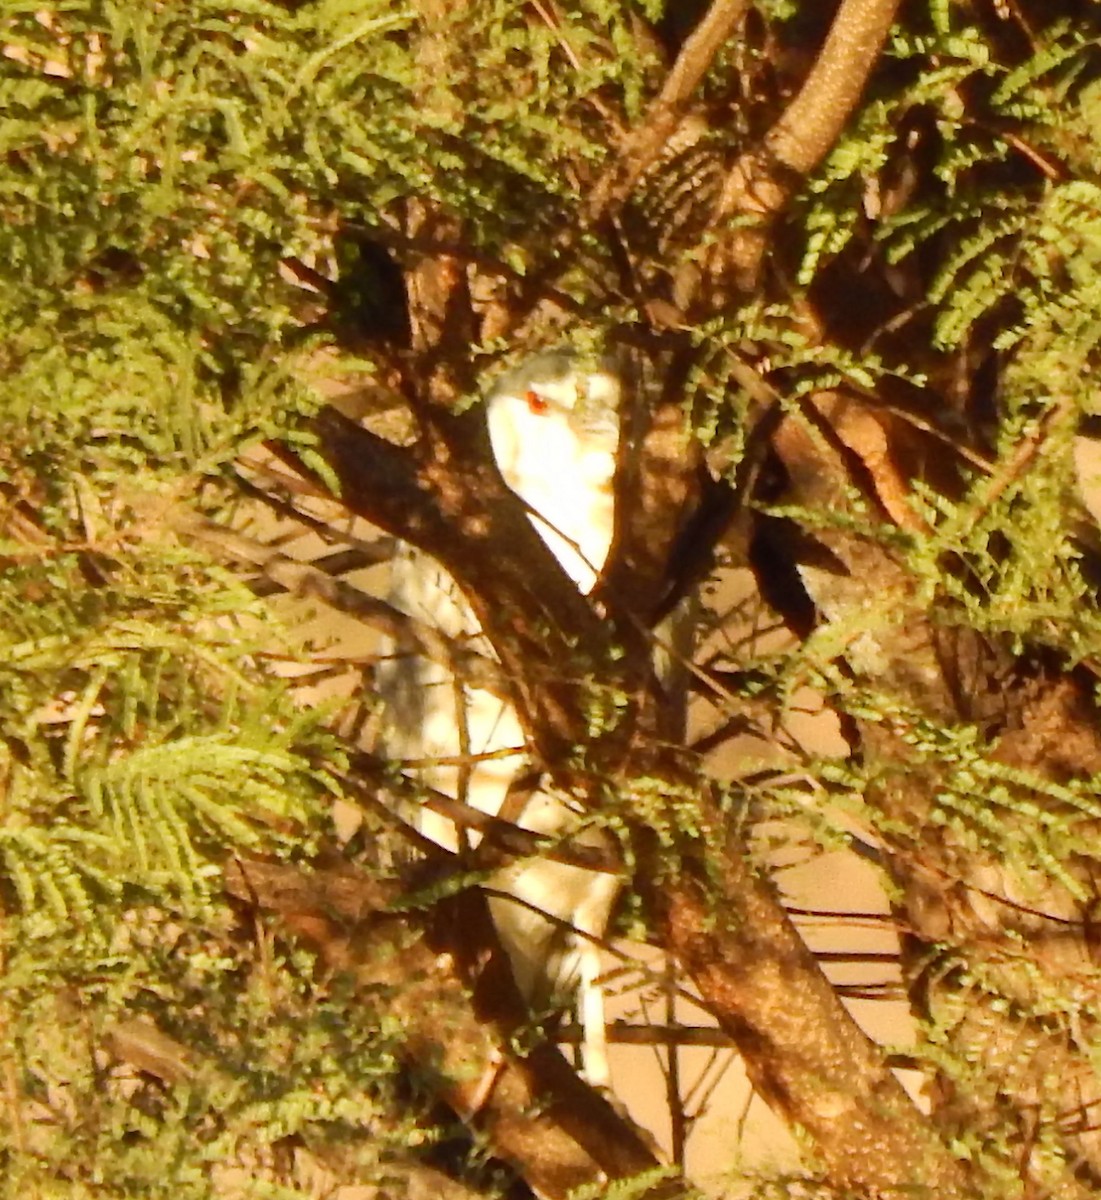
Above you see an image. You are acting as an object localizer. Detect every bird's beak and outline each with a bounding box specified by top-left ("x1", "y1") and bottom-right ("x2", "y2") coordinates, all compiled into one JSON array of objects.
[
  {"x1": 570, "y1": 407, "x2": 619, "y2": 445},
  {"x1": 571, "y1": 376, "x2": 620, "y2": 444}
]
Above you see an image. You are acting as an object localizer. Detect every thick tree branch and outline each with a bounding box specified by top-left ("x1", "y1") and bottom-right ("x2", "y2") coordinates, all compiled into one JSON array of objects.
[
  {"x1": 224, "y1": 857, "x2": 682, "y2": 1200},
  {"x1": 280, "y1": 401, "x2": 976, "y2": 1197},
  {"x1": 638, "y1": 807, "x2": 974, "y2": 1197},
  {"x1": 272, "y1": 407, "x2": 659, "y2": 768},
  {"x1": 647, "y1": 820, "x2": 973, "y2": 1195},
  {"x1": 763, "y1": 0, "x2": 902, "y2": 175}
]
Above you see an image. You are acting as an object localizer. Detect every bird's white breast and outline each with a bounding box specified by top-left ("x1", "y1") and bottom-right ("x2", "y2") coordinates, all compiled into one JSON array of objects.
[{"x1": 486, "y1": 392, "x2": 618, "y2": 594}]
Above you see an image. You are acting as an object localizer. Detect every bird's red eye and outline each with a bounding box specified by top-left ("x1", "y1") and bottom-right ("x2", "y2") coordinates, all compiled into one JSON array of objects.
[{"x1": 525, "y1": 389, "x2": 549, "y2": 414}]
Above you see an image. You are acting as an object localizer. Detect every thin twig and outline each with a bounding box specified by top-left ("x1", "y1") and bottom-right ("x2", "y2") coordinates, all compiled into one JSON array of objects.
[{"x1": 183, "y1": 513, "x2": 509, "y2": 699}]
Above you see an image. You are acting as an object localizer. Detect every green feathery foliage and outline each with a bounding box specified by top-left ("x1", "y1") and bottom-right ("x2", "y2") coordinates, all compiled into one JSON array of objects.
[
  {"x1": 0, "y1": 1, "x2": 668, "y2": 1192},
  {"x1": 9, "y1": 0, "x2": 1101, "y2": 1195}
]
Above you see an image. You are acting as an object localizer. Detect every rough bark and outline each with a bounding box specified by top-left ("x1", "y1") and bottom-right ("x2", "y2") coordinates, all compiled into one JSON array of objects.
[
  {"x1": 588, "y1": 0, "x2": 754, "y2": 221},
  {"x1": 768, "y1": 393, "x2": 1101, "y2": 1197},
  {"x1": 636, "y1": 809, "x2": 972, "y2": 1196},
  {"x1": 704, "y1": 0, "x2": 904, "y2": 295}
]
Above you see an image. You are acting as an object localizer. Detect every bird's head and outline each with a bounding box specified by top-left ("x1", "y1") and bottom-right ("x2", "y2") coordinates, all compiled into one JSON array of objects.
[
  {"x1": 486, "y1": 350, "x2": 621, "y2": 445},
  {"x1": 484, "y1": 350, "x2": 623, "y2": 593}
]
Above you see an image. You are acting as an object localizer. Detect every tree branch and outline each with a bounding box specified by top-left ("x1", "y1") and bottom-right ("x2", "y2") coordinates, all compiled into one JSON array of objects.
[
  {"x1": 706, "y1": 0, "x2": 903, "y2": 294},
  {"x1": 343, "y1": 749, "x2": 623, "y2": 876},
  {"x1": 587, "y1": 0, "x2": 753, "y2": 221},
  {"x1": 763, "y1": 0, "x2": 902, "y2": 175},
  {"x1": 179, "y1": 511, "x2": 509, "y2": 698},
  {"x1": 272, "y1": 407, "x2": 658, "y2": 767},
  {"x1": 635, "y1": 792, "x2": 975, "y2": 1197},
  {"x1": 224, "y1": 857, "x2": 683, "y2": 1200},
  {"x1": 276, "y1": 400, "x2": 975, "y2": 1196}
]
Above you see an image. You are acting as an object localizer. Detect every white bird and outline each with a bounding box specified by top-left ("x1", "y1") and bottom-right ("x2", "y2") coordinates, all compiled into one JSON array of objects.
[{"x1": 377, "y1": 350, "x2": 623, "y2": 1087}]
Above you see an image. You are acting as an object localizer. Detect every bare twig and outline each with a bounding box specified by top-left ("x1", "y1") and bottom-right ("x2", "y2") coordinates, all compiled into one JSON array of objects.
[
  {"x1": 180, "y1": 512, "x2": 509, "y2": 699},
  {"x1": 343, "y1": 749, "x2": 623, "y2": 876}
]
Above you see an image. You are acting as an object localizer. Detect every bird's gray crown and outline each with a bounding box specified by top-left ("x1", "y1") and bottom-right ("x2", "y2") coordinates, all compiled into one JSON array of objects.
[{"x1": 488, "y1": 348, "x2": 618, "y2": 397}]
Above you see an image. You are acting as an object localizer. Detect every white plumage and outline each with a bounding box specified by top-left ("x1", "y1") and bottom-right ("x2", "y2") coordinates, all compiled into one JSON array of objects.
[
  {"x1": 377, "y1": 351, "x2": 622, "y2": 1087},
  {"x1": 486, "y1": 355, "x2": 620, "y2": 593}
]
